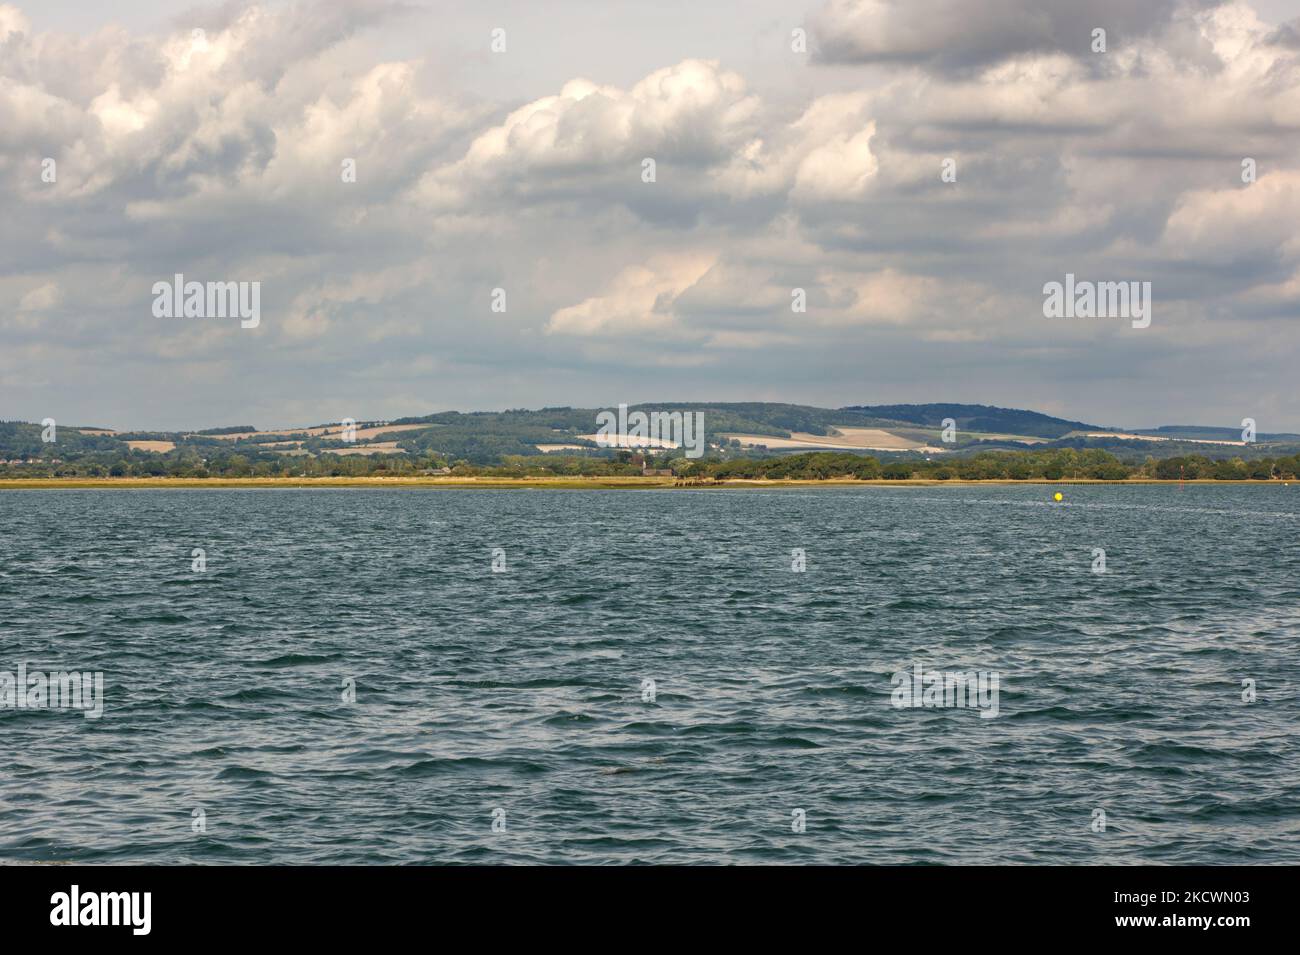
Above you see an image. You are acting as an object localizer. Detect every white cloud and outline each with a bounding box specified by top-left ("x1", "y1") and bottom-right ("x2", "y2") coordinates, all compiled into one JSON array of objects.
[
  {"x1": 1, "y1": 0, "x2": 1299, "y2": 429},
  {"x1": 547, "y1": 254, "x2": 717, "y2": 337},
  {"x1": 1161, "y1": 170, "x2": 1300, "y2": 263},
  {"x1": 418, "y1": 59, "x2": 760, "y2": 208},
  {"x1": 19, "y1": 281, "x2": 62, "y2": 311}
]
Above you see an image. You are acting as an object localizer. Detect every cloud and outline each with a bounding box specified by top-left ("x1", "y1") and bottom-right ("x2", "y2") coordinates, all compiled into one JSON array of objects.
[
  {"x1": 1162, "y1": 170, "x2": 1300, "y2": 254},
  {"x1": 19, "y1": 280, "x2": 62, "y2": 311},
  {"x1": 1, "y1": 0, "x2": 1299, "y2": 430},
  {"x1": 546, "y1": 254, "x2": 717, "y2": 338},
  {"x1": 415, "y1": 59, "x2": 761, "y2": 214},
  {"x1": 806, "y1": 0, "x2": 1209, "y2": 73},
  {"x1": 3, "y1": 278, "x2": 62, "y2": 332}
]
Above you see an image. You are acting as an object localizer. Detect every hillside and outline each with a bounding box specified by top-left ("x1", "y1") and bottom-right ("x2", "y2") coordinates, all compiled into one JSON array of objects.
[
  {"x1": 839, "y1": 403, "x2": 1100, "y2": 439},
  {"x1": 4, "y1": 403, "x2": 1299, "y2": 479},
  {"x1": 1131, "y1": 425, "x2": 1300, "y2": 443}
]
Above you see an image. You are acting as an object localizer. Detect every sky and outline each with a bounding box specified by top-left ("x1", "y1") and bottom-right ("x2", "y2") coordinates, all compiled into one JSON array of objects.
[{"x1": 2, "y1": 0, "x2": 1299, "y2": 431}]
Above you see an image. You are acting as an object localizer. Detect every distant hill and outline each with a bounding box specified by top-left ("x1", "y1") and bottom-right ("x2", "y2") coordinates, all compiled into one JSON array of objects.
[
  {"x1": 7, "y1": 403, "x2": 1298, "y2": 473},
  {"x1": 840, "y1": 403, "x2": 1100, "y2": 439},
  {"x1": 1131, "y1": 425, "x2": 1300, "y2": 443}
]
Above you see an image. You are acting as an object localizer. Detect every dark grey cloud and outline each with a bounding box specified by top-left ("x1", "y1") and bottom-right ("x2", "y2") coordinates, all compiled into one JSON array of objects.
[
  {"x1": 1264, "y1": 16, "x2": 1300, "y2": 47},
  {"x1": 808, "y1": 0, "x2": 1218, "y2": 73}
]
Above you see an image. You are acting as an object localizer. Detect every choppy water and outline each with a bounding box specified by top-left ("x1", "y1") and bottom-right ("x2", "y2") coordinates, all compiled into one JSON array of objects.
[{"x1": 1, "y1": 485, "x2": 1297, "y2": 864}]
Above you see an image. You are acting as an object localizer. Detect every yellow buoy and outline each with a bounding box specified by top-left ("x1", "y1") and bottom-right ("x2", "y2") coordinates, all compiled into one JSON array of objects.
[{"x1": 1053, "y1": 492, "x2": 1063, "y2": 502}]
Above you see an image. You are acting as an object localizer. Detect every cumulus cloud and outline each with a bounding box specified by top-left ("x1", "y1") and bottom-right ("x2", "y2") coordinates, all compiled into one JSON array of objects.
[
  {"x1": 1, "y1": 0, "x2": 1298, "y2": 430},
  {"x1": 546, "y1": 254, "x2": 718, "y2": 338},
  {"x1": 416, "y1": 59, "x2": 760, "y2": 212},
  {"x1": 1163, "y1": 170, "x2": 1300, "y2": 256}
]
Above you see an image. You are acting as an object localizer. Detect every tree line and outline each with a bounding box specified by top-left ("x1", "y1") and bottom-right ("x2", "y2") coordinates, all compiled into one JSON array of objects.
[{"x1": 5, "y1": 445, "x2": 1299, "y2": 481}]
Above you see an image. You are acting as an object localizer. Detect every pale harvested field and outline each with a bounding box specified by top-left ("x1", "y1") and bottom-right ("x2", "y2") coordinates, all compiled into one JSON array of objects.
[
  {"x1": 349, "y1": 424, "x2": 429, "y2": 441},
  {"x1": 197, "y1": 426, "x2": 331, "y2": 440},
  {"x1": 125, "y1": 440, "x2": 176, "y2": 453},
  {"x1": 194, "y1": 423, "x2": 429, "y2": 442},
  {"x1": 723, "y1": 428, "x2": 948, "y2": 453},
  {"x1": 328, "y1": 442, "x2": 402, "y2": 456},
  {"x1": 1079, "y1": 431, "x2": 1245, "y2": 447},
  {"x1": 576, "y1": 433, "x2": 681, "y2": 449},
  {"x1": 832, "y1": 427, "x2": 937, "y2": 449},
  {"x1": 919, "y1": 430, "x2": 1048, "y2": 444}
]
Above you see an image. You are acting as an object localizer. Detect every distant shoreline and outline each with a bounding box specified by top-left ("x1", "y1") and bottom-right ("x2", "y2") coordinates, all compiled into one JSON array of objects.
[{"x1": 0, "y1": 476, "x2": 1289, "y2": 490}]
